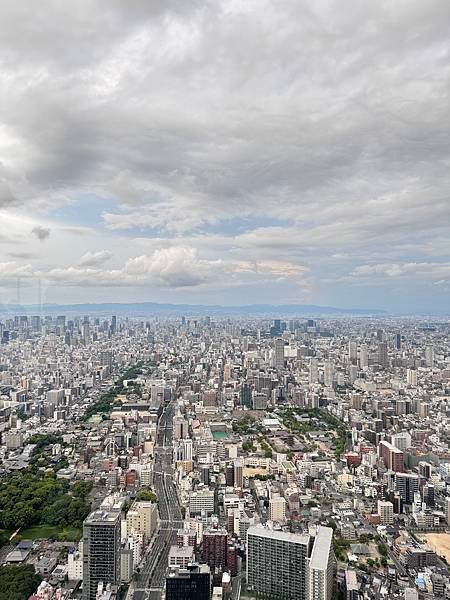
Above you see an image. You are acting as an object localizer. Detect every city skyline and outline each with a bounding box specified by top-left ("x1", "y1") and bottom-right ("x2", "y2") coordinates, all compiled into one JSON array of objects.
[{"x1": 0, "y1": 1, "x2": 449, "y2": 312}]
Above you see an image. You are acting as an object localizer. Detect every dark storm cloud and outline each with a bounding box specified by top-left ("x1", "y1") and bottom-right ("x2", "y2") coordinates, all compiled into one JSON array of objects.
[{"x1": 31, "y1": 226, "x2": 51, "y2": 241}]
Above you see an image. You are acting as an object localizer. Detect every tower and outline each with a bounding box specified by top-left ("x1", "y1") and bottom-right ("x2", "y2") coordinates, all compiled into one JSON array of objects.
[{"x1": 83, "y1": 510, "x2": 121, "y2": 600}]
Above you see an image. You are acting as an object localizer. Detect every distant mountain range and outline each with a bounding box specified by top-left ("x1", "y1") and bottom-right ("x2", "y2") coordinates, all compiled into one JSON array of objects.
[{"x1": 0, "y1": 301, "x2": 386, "y2": 317}]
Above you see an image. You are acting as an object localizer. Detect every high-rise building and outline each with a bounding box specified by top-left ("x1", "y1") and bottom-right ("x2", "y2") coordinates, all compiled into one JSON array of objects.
[
  {"x1": 247, "y1": 526, "x2": 311, "y2": 600},
  {"x1": 307, "y1": 526, "x2": 335, "y2": 600},
  {"x1": 202, "y1": 529, "x2": 228, "y2": 575},
  {"x1": 406, "y1": 368, "x2": 417, "y2": 386},
  {"x1": 309, "y1": 358, "x2": 319, "y2": 383},
  {"x1": 377, "y1": 341, "x2": 388, "y2": 368},
  {"x1": 234, "y1": 458, "x2": 243, "y2": 488},
  {"x1": 239, "y1": 382, "x2": 252, "y2": 408},
  {"x1": 395, "y1": 473, "x2": 420, "y2": 505},
  {"x1": 359, "y1": 344, "x2": 368, "y2": 369},
  {"x1": 425, "y1": 345, "x2": 434, "y2": 367},
  {"x1": 378, "y1": 440, "x2": 404, "y2": 472},
  {"x1": 82, "y1": 510, "x2": 121, "y2": 600},
  {"x1": 348, "y1": 341, "x2": 357, "y2": 364},
  {"x1": 166, "y1": 564, "x2": 211, "y2": 600},
  {"x1": 445, "y1": 497, "x2": 450, "y2": 525},
  {"x1": 269, "y1": 495, "x2": 286, "y2": 523},
  {"x1": 247, "y1": 525, "x2": 335, "y2": 600},
  {"x1": 323, "y1": 360, "x2": 334, "y2": 388},
  {"x1": 274, "y1": 338, "x2": 285, "y2": 370},
  {"x1": 126, "y1": 501, "x2": 158, "y2": 541}
]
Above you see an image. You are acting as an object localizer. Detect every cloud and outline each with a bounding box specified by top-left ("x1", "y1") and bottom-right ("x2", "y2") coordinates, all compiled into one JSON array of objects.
[
  {"x1": 0, "y1": 1, "x2": 448, "y2": 309},
  {"x1": 31, "y1": 226, "x2": 51, "y2": 241},
  {"x1": 78, "y1": 250, "x2": 113, "y2": 267},
  {"x1": 124, "y1": 247, "x2": 222, "y2": 287}
]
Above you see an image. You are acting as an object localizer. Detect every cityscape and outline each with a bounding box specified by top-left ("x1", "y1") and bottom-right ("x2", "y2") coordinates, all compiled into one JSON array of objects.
[
  {"x1": 0, "y1": 1, "x2": 449, "y2": 600},
  {"x1": 0, "y1": 312, "x2": 449, "y2": 600}
]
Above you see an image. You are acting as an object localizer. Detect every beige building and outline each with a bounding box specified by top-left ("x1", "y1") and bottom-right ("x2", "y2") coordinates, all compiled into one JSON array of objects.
[
  {"x1": 126, "y1": 501, "x2": 158, "y2": 540},
  {"x1": 269, "y1": 495, "x2": 286, "y2": 523},
  {"x1": 378, "y1": 500, "x2": 394, "y2": 525}
]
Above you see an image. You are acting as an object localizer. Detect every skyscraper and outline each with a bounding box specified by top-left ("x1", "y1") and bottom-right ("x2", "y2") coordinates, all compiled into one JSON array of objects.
[
  {"x1": 377, "y1": 341, "x2": 388, "y2": 368},
  {"x1": 83, "y1": 510, "x2": 121, "y2": 600},
  {"x1": 348, "y1": 340, "x2": 357, "y2": 364},
  {"x1": 274, "y1": 338, "x2": 285, "y2": 370}
]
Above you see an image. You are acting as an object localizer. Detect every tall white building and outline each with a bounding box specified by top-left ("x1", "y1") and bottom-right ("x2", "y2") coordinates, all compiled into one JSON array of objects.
[
  {"x1": 307, "y1": 526, "x2": 335, "y2": 600},
  {"x1": 324, "y1": 360, "x2": 334, "y2": 388}
]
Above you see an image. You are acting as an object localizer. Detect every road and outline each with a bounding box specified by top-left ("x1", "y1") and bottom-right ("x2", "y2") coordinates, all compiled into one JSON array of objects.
[{"x1": 132, "y1": 400, "x2": 183, "y2": 600}]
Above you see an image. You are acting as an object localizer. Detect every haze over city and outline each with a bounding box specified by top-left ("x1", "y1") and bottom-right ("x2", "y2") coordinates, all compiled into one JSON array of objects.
[{"x1": 0, "y1": 1, "x2": 449, "y2": 312}]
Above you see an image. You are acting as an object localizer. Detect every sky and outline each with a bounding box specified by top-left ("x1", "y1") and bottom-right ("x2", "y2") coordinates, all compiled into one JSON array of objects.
[{"x1": 0, "y1": 0, "x2": 449, "y2": 312}]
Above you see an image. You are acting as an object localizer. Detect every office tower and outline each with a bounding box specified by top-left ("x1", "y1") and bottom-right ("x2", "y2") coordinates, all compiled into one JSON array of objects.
[
  {"x1": 395, "y1": 333, "x2": 401, "y2": 350},
  {"x1": 377, "y1": 341, "x2": 388, "y2": 368},
  {"x1": 378, "y1": 500, "x2": 394, "y2": 524},
  {"x1": 234, "y1": 458, "x2": 243, "y2": 488},
  {"x1": 83, "y1": 510, "x2": 121, "y2": 600},
  {"x1": 271, "y1": 319, "x2": 281, "y2": 336},
  {"x1": 359, "y1": 344, "x2": 368, "y2": 369},
  {"x1": 239, "y1": 382, "x2": 252, "y2": 408},
  {"x1": 323, "y1": 360, "x2": 334, "y2": 388},
  {"x1": 395, "y1": 473, "x2": 420, "y2": 505},
  {"x1": 348, "y1": 341, "x2": 357, "y2": 364},
  {"x1": 111, "y1": 315, "x2": 117, "y2": 333},
  {"x1": 309, "y1": 358, "x2": 319, "y2": 384},
  {"x1": 376, "y1": 329, "x2": 384, "y2": 341},
  {"x1": 378, "y1": 440, "x2": 404, "y2": 472},
  {"x1": 269, "y1": 495, "x2": 287, "y2": 523},
  {"x1": 307, "y1": 526, "x2": 335, "y2": 600},
  {"x1": 274, "y1": 338, "x2": 285, "y2": 369},
  {"x1": 425, "y1": 345, "x2": 434, "y2": 367},
  {"x1": 166, "y1": 564, "x2": 211, "y2": 600}
]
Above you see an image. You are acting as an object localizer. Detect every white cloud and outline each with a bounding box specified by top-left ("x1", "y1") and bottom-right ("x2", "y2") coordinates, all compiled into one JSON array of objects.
[{"x1": 78, "y1": 250, "x2": 113, "y2": 267}]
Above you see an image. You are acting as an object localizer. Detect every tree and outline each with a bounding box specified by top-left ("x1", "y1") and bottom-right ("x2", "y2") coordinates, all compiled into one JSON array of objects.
[
  {"x1": 136, "y1": 488, "x2": 157, "y2": 503},
  {"x1": 0, "y1": 565, "x2": 42, "y2": 600}
]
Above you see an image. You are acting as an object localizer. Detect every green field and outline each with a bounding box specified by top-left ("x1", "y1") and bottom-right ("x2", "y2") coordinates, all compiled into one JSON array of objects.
[{"x1": 16, "y1": 525, "x2": 82, "y2": 542}]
